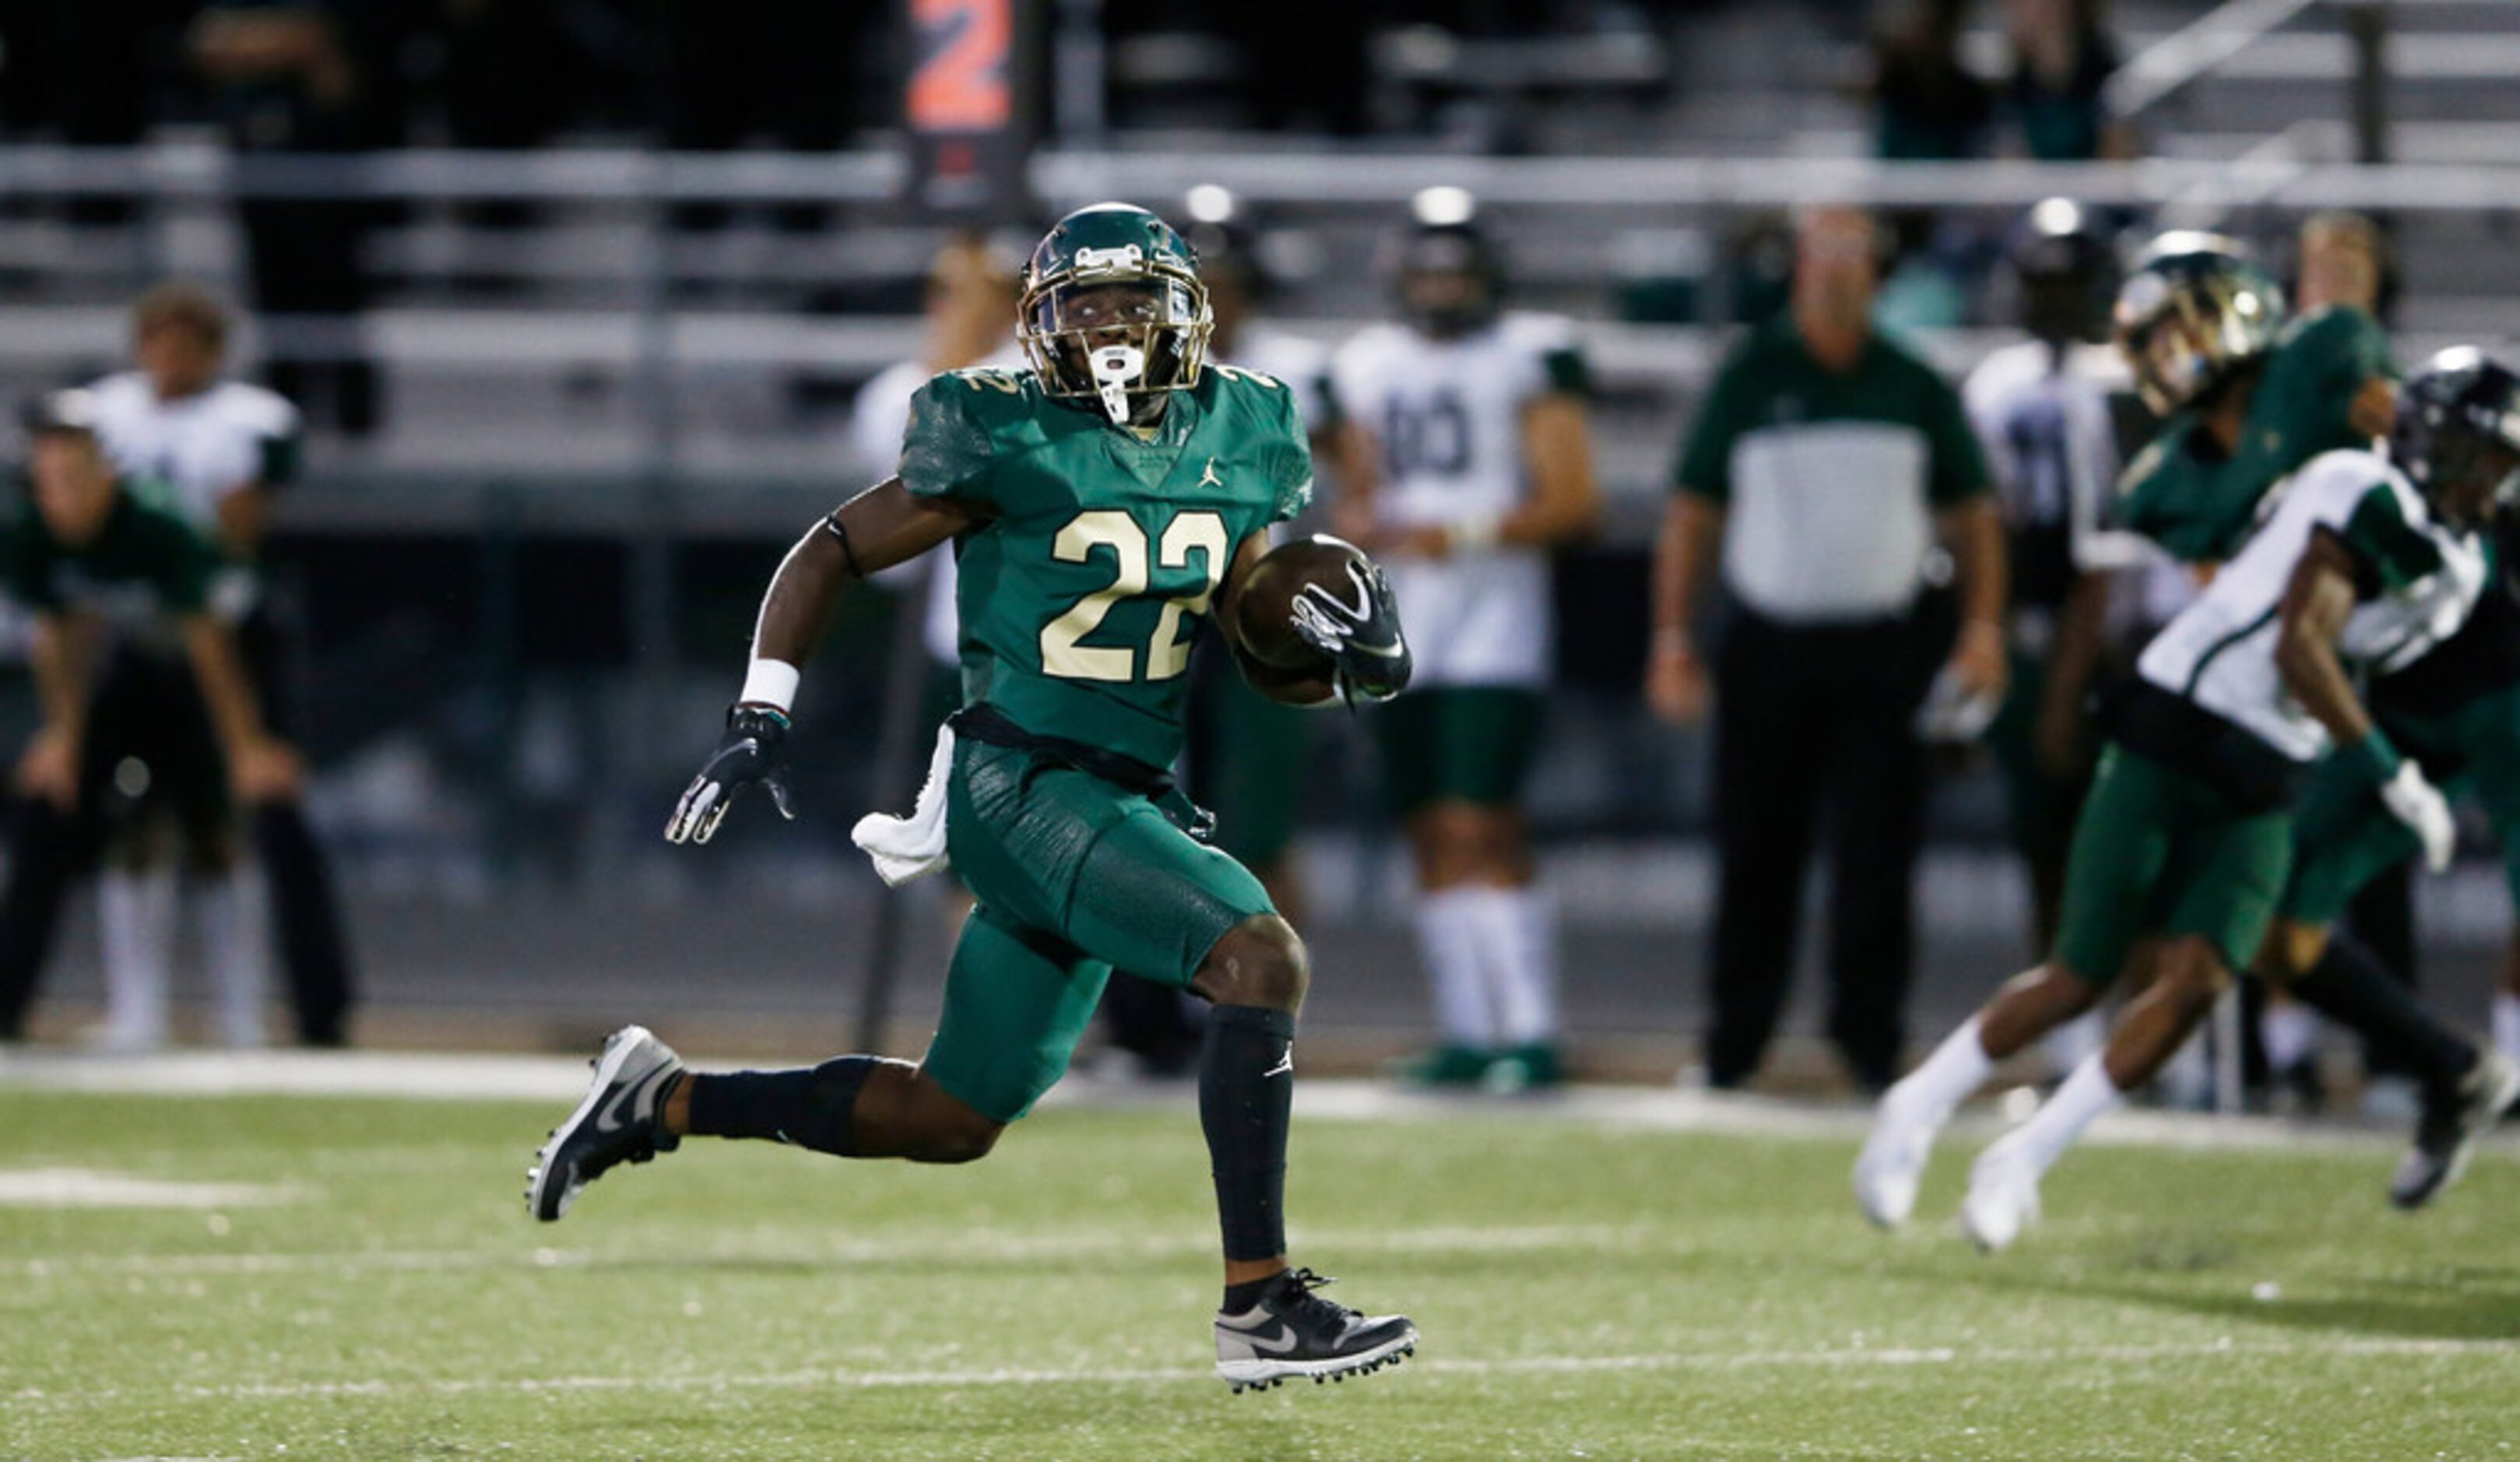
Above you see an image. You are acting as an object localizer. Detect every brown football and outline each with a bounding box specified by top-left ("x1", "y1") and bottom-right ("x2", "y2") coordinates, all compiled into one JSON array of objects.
[{"x1": 1231, "y1": 534, "x2": 1365, "y2": 670}]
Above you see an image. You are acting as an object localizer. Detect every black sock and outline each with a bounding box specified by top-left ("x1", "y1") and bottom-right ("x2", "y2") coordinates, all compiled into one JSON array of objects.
[
  {"x1": 1200, "y1": 1004, "x2": 1298, "y2": 1279},
  {"x1": 1221, "y1": 1274, "x2": 1285, "y2": 1314},
  {"x1": 2291, "y1": 933, "x2": 2476, "y2": 1094},
  {"x1": 684, "y1": 1056, "x2": 877, "y2": 1156}
]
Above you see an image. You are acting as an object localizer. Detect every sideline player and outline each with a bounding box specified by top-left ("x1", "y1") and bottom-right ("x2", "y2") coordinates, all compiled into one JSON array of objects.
[
  {"x1": 1327, "y1": 186, "x2": 1602, "y2": 1091},
  {"x1": 0, "y1": 392, "x2": 301, "y2": 1046},
  {"x1": 87, "y1": 283, "x2": 358, "y2": 1046},
  {"x1": 1854, "y1": 350, "x2": 2519, "y2": 1249},
  {"x1": 529, "y1": 204, "x2": 1420, "y2": 1390}
]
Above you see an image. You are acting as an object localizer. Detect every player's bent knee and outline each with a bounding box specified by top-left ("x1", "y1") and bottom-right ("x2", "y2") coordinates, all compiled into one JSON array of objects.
[
  {"x1": 2155, "y1": 940, "x2": 2232, "y2": 1009},
  {"x1": 1193, "y1": 914, "x2": 1309, "y2": 1013},
  {"x1": 2257, "y1": 920, "x2": 2329, "y2": 982}
]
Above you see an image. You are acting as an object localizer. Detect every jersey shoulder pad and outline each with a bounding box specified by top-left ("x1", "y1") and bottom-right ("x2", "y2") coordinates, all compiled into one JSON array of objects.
[
  {"x1": 900, "y1": 367, "x2": 1052, "y2": 500},
  {"x1": 1499, "y1": 311, "x2": 1590, "y2": 396},
  {"x1": 1962, "y1": 339, "x2": 2050, "y2": 411},
  {"x1": 209, "y1": 381, "x2": 302, "y2": 438},
  {"x1": 84, "y1": 371, "x2": 153, "y2": 417},
  {"x1": 2275, "y1": 306, "x2": 2392, "y2": 379},
  {"x1": 1204, "y1": 364, "x2": 1312, "y2": 520},
  {"x1": 2289, "y1": 448, "x2": 2399, "y2": 521}
]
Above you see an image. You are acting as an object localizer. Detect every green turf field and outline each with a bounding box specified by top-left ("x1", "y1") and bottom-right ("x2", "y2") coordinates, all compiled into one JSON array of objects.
[{"x1": 2, "y1": 1086, "x2": 2516, "y2": 1460}]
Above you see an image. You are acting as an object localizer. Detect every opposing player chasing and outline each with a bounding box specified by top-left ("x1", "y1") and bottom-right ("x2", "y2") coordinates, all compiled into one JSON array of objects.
[
  {"x1": 1328, "y1": 187, "x2": 1602, "y2": 1091},
  {"x1": 1855, "y1": 349, "x2": 2520, "y2": 1249},
  {"x1": 527, "y1": 204, "x2": 1420, "y2": 1390}
]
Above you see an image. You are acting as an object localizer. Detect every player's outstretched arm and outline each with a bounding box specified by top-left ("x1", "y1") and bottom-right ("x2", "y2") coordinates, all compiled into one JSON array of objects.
[
  {"x1": 2278, "y1": 529, "x2": 2455, "y2": 870},
  {"x1": 666, "y1": 479, "x2": 979, "y2": 845}
]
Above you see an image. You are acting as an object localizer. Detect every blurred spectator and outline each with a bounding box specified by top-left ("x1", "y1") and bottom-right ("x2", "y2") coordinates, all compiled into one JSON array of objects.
[
  {"x1": 2001, "y1": 0, "x2": 2136, "y2": 160},
  {"x1": 1648, "y1": 205, "x2": 2005, "y2": 1091},
  {"x1": 192, "y1": 1, "x2": 409, "y2": 438},
  {"x1": 1868, "y1": 0, "x2": 1991, "y2": 160},
  {"x1": 88, "y1": 283, "x2": 360, "y2": 1046},
  {"x1": 1958, "y1": 201, "x2": 2125, "y2": 1078},
  {"x1": 1330, "y1": 188, "x2": 1604, "y2": 1093}
]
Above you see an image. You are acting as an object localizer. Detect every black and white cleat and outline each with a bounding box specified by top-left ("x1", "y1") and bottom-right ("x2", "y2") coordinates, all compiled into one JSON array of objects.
[
  {"x1": 525, "y1": 1025, "x2": 685, "y2": 1221},
  {"x1": 1215, "y1": 1268, "x2": 1417, "y2": 1393},
  {"x1": 2392, "y1": 1050, "x2": 2520, "y2": 1211}
]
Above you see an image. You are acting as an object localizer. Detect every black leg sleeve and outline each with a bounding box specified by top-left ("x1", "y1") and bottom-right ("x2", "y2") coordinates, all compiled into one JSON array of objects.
[
  {"x1": 1200, "y1": 1004, "x2": 1298, "y2": 1263},
  {"x1": 685, "y1": 1056, "x2": 878, "y2": 1156},
  {"x1": 2291, "y1": 929, "x2": 2475, "y2": 1095}
]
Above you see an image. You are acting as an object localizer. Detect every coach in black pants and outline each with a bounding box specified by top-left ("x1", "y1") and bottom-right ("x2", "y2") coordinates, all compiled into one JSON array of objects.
[{"x1": 1647, "y1": 205, "x2": 2008, "y2": 1091}]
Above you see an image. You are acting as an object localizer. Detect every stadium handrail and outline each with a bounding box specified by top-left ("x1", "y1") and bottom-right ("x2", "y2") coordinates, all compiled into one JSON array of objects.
[
  {"x1": 2103, "y1": 0, "x2": 2324, "y2": 119},
  {"x1": 0, "y1": 143, "x2": 2514, "y2": 213}
]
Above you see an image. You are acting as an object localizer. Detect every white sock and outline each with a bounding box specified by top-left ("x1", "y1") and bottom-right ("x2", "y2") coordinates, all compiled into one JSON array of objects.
[
  {"x1": 2002, "y1": 1053, "x2": 2125, "y2": 1176},
  {"x1": 98, "y1": 867, "x2": 176, "y2": 1047},
  {"x1": 2040, "y1": 1009, "x2": 2105, "y2": 1081},
  {"x1": 1414, "y1": 888, "x2": 1497, "y2": 1049},
  {"x1": 2494, "y1": 993, "x2": 2520, "y2": 1068},
  {"x1": 1886, "y1": 1014, "x2": 1995, "y2": 1123},
  {"x1": 195, "y1": 870, "x2": 269, "y2": 1049},
  {"x1": 1464, "y1": 885, "x2": 1559, "y2": 1048},
  {"x1": 2260, "y1": 1000, "x2": 2320, "y2": 1071}
]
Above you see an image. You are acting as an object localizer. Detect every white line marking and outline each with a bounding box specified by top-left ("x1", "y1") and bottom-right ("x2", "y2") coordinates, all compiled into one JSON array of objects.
[
  {"x1": 0, "y1": 1169, "x2": 300, "y2": 1209},
  {"x1": 1, "y1": 1050, "x2": 2494, "y2": 1158},
  {"x1": 9, "y1": 1337, "x2": 2515, "y2": 1411},
  {"x1": 0, "y1": 1224, "x2": 1664, "y2": 1280}
]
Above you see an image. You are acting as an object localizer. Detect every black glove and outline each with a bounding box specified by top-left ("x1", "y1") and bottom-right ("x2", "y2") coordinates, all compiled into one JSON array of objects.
[
  {"x1": 1290, "y1": 555, "x2": 1412, "y2": 708},
  {"x1": 664, "y1": 704, "x2": 795, "y2": 845}
]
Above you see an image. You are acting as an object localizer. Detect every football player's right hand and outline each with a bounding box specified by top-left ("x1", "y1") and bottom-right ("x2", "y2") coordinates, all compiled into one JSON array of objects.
[
  {"x1": 1289, "y1": 555, "x2": 1411, "y2": 707},
  {"x1": 2379, "y1": 761, "x2": 2457, "y2": 873},
  {"x1": 665, "y1": 704, "x2": 795, "y2": 845}
]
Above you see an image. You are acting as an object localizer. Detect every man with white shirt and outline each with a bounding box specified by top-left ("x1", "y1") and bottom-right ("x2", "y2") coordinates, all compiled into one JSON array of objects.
[
  {"x1": 85, "y1": 283, "x2": 357, "y2": 1046},
  {"x1": 1650, "y1": 204, "x2": 2008, "y2": 1093}
]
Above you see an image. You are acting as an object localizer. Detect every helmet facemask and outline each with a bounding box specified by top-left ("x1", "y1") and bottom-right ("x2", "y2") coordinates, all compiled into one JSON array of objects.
[{"x1": 1020, "y1": 258, "x2": 1211, "y2": 426}]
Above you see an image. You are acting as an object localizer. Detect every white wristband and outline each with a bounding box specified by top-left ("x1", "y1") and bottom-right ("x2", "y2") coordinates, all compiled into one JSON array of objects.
[{"x1": 739, "y1": 658, "x2": 801, "y2": 712}]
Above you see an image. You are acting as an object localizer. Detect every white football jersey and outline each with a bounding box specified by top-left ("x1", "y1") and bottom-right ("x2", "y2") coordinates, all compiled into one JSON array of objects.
[
  {"x1": 86, "y1": 371, "x2": 301, "y2": 532},
  {"x1": 1330, "y1": 312, "x2": 1585, "y2": 687},
  {"x1": 851, "y1": 343, "x2": 1025, "y2": 667},
  {"x1": 2137, "y1": 449, "x2": 2487, "y2": 761}
]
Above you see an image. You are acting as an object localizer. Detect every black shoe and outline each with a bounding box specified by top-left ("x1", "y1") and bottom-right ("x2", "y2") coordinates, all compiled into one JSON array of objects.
[
  {"x1": 526, "y1": 1025, "x2": 684, "y2": 1221},
  {"x1": 2391, "y1": 1051, "x2": 2520, "y2": 1211},
  {"x1": 1213, "y1": 1267, "x2": 1418, "y2": 1392}
]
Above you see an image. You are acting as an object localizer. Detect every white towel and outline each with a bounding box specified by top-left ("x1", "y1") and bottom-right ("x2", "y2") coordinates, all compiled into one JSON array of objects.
[{"x1": 852, "y1": 725, "x2": 957, "y2": 887}]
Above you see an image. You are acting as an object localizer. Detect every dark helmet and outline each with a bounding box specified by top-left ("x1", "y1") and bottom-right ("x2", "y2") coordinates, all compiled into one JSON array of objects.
[
  {"x1": 2113, "y1": 231, "x2": 2285, "y2": 415},
  {"x1": 2388, "y1": 347, "x2": 2520, "y2": 532},
  {"x1": 1017, "y1": 202, "x2": 1212, "y2": 424},
  {"x1": 2010, "y1": 199, "x2": 2114, "y2": 346},
  {"x1": 1394, "y1": 186, "x2": 1503, "y2": 339}
]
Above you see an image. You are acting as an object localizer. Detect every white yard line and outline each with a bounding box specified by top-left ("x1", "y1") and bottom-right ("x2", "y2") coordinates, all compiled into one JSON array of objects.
[
  {"x1": 0, "y1": 1048, "x2": 2487, "y2": 1156},
  {"x1": 0, "y1": 1223, "x2": 1670, "y2": 1280},
  {"x1": 9, "y1": 1336, "x2": 2517, "y2": 1411}
]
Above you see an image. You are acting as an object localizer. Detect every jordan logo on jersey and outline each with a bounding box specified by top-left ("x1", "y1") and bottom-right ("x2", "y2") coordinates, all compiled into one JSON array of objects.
[{"x1": 1198, "y1": 457, "x2": 1224, "y2": 489}]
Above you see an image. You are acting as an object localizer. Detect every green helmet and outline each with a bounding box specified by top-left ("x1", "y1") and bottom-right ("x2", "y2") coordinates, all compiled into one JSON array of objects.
[
  {"x1": 1017, "y1": 203, "x2": 1212, "y2": 424},
  {"x1": 2113, "y1": 232, "x2": 2287, "y2": 415}
]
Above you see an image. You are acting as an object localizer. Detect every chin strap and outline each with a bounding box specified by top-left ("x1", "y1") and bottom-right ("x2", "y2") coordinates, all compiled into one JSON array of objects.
[{"x1": 1088, "y1": 343, "x2": 1146, "y2": 423}]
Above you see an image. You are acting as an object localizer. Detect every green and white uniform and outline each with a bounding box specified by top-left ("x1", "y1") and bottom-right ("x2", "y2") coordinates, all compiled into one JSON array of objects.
[
  {"x1": 898, "y1": 362, "x2": 1312, "y2": 1122},
  {"x1": 2056, "y1": 448, "x2": 2486, "y2": 983},
  {"x1": 2115, "y1": 306, "x2": 2393, "y2": 562},
  {"x1": 1331, "y1": 312, "x2": 1585, "y2": 811}
]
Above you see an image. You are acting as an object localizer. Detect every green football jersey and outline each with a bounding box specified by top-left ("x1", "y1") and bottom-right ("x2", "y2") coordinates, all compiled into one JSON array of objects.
[
  {"x1": 2115, "y1": 304, "x2": 2394, "y2": 561},
  {"x1": 5, "y1": 482, "x2": 215, "y2": 627},
  {"x1": 899, "y1": 364, "x2": 1313, "y2": 770}
]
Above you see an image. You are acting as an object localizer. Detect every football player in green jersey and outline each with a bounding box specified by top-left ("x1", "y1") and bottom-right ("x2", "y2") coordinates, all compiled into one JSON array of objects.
[
  {"x1": 2112, "y1": 228, "x2": 2397, "y2": 563},
  {"x1": 529, "y1": 204, "x2": 1419, "y2": 1391}
]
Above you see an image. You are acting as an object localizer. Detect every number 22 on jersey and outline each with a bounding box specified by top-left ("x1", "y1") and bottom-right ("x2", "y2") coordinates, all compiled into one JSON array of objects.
[{"x1": 1039, "y1": 509, "x2": 1229, "y2": 683}]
